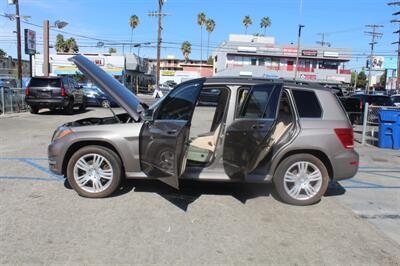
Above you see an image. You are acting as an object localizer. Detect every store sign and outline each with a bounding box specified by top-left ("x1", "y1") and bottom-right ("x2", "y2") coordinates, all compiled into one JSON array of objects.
[
  {"x1": 259, "y1": 46, "x2": 282, "y2": 54},
  {"x1": 161, "y1": 70, "x2": 175, "y2": 76},
  {"x1": 300, "y1": 74, "x2": 316, "y2": 80},
  {"x1": 370, "y1": 56, "x2": 384, "y2": 70},
  {"x1": 302, "y1": 50, "x2": 318, "y2": 57},
  {"x1": 24, "y1": 29, "x2": 36, "y2": 55},
  {"x1": 90, "y1": 58, "x2": 105, "y2": 66},
  {"x1": 323, "y1": 51, "x2": 339, "y2": 58},
  {"x1": 237, "y1": 46, "x2": 257, "y2": 53},
  {"x1": 283, "y1": 47, "x2": 298, "y2": 54}
]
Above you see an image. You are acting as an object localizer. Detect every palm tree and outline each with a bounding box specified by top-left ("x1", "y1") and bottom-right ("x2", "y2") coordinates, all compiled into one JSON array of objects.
[
  {"x1": 181, "y1": 41, "x2": 192, "y2": 63},
  {"x1": 55, "y1": 34, "x2": 66, "y2": 53},
  {"x1": 260, "y1": 16, "x2": 272, "y2": 35},
  {"x1": 206, "y1": 18, "x2": 216, "y2": 59},
  {"x1": 129, "y1": 15, "x2": 140, "y2": 53},
  {"x1": 197, "y1": 12, "x2": 206, "y2": 63},
  {"x1": 65, "y1": 38, "x2": 79, "y2": 53},
  {"x1": 242, "y1": 15, "x2": 252, "y2": 34}
]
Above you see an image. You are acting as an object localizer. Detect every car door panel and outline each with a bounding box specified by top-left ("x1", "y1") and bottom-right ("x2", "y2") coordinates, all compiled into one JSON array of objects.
[
  {"x1": 139, "y1": 80, "x2": 204, "y2": 189},
  {"x1": 223, "y1": 83, "x2": 283, "y2": 179}
]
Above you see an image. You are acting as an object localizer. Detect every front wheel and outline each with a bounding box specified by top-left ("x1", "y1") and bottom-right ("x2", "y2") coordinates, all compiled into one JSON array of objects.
[
  {"x1": 273, "y1": 154, "x2": 329, "y2": 206},
  {"x1": 66, "y1": 146, "x2": 122, "y2": 198}
]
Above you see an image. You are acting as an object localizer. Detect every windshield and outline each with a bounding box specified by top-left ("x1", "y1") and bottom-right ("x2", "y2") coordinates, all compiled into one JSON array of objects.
[{"x1": 29, "y1": 78, "x2": 61, "y2": 87}]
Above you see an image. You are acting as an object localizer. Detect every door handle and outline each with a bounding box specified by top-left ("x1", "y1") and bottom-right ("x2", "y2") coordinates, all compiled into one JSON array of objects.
[
  {"x1": 167, "y1": 129, "x2": 177, "y2": 135},
  {"x1": 251, "y1": 124, "x2": 264, "y2": 129}
]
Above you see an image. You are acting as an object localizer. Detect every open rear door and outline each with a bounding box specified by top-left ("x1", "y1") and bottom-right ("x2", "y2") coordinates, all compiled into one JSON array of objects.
[
  {"x1": 139, "y1": 80, "x2": 204, "y2": 189},
  {"x1": 223, "y1": 82, "x2": 283, "y2": 179}
]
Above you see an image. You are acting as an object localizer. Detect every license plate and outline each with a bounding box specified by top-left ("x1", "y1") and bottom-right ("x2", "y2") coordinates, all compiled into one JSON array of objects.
[{"x1": 39, "y1": 91, "x2": 50, "y2": 98}]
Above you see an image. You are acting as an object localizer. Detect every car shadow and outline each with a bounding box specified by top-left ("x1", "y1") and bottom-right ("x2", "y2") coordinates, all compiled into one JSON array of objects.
[
  {"x1": 114, "y1": 179, "x2": 278, "y2": 211},
  {"x1": 64, "y1": 179, "x2": 346, "y2": 211},
  {"x1": 38, "y1": 108, "x2": 94, "y2": 116}
]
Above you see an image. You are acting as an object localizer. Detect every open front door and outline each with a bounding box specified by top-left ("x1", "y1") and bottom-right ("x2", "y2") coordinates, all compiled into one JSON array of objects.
[
  {"x1": 139, "y1": 80, "x2": 204, "y2": 189},
  {"x1": 223, "y1": 83, "x2": 283, "y2": 179}
]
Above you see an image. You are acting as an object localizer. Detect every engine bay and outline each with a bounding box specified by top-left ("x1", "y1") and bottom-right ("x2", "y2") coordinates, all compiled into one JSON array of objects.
[{"x1": 64, "y1": 113, "x2": 134, "y2": 127}]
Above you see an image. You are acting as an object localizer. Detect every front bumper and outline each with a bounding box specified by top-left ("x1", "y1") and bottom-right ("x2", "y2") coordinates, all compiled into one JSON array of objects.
[{"x1": 331, "y1": 149, "x2": 359, "y2": 180}]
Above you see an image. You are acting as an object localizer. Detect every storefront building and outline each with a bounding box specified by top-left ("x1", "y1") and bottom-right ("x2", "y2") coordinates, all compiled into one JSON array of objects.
[{"x1": 213, "y1": 34, "x2": 352, "y2": 84}]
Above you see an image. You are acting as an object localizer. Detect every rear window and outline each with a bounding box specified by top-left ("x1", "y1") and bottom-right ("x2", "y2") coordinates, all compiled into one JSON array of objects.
[
  {"x1": 367, "y1": 96, "x2": 391, "y2": 106},
  {"x1": 292, "y1": 89, "x2": 322, "y2": 118},
  {"x1": 29, "y1": 78, "x2": 61, "y2": 87}
]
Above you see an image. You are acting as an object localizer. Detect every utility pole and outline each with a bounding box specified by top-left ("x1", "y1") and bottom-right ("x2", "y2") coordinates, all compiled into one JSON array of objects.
[
  {"x1": 294, "y1": 24, "x2": 305, "y2": 81},
  {"x1": 43, "y1": 20, "x2": 50, "y2": 76},
  {"x1": 15, "y1": 0, "x2": 22, "y2": 87},
  {"x1": 148, "y1": 0, "x2": 171, "y2": 91},
  {"x1": 364, "y1": 24, "x2": 383, "y2": 93},
  {"x1": 388, "y1": 2, "x2": 400, "y2": 92},
  {"x1": 316, "y1": 33, "x2": 331, "y2": 47}
]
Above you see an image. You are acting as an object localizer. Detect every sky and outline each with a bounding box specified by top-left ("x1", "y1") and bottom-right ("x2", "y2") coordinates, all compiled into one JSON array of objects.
[{"x1": 0, "y1": 0, "x2": 397, "y2": 71}]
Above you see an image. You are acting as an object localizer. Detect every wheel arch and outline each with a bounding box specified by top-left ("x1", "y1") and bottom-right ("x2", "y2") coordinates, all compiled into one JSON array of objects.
[
  {"x1": 273, "y1": 149, "x2": 334, "y2": 180},
  {"x1": 62, "y1": 140, "x2": 124, "y2": 176}
]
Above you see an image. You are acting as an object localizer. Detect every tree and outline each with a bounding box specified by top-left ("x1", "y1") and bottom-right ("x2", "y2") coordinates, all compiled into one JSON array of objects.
[
  {"x1": 55, "y1": 34, "x2": 66, "y2": 53},
  {"x1": 65, "y1": 38, "x2": 79, "y2": 53},
  {"x1": 129, "y1": 15, "x2": 140, "y2": 53},
  {"x1": 380, "y1": 71, "x2": 387, "y2": 88},
  {"x1": 108, "y1": 47, "x2": 117, "y2": 54},
  {"x1": 181, "y1": 41, "x2": 192, "y2": 63},
  {"x1": 0, "y1": 48, "x2": 6, "y2": 57},
  {"x1": 243, "y1": 15, "x2": 252, "y2": 34},
  {"x1": 206, "y1": 18, "x2": 216, "y2": 59},
  {"x1": 351, "y1": 71, "x2": 357, "y2": 87},
  {"x1": 260, "y1": 16, "x2": 271, "y2": 35},
  {"x1": 357, "y1": 70, "x2": 367, "y2": 88},
  {"x1": 197, "y1": 12, "x2": 206, "y2": 63}
]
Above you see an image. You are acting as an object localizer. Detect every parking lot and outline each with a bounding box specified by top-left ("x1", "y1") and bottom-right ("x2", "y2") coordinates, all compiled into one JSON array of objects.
[{"x1": 1, "y1": 101, "x2": 400, "y2": 265}]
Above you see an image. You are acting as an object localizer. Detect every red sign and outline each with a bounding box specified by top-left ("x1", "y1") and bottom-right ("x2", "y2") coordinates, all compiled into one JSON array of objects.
[
  {"x1": 283, "y1": 47, "x2": 298, "y2": 54},
  {"x1": 302, "y1": 50, "x2": 318, "y2": 57},
  {"x1": 300, "y1": 74, "x2": 316, "y2": 80}
]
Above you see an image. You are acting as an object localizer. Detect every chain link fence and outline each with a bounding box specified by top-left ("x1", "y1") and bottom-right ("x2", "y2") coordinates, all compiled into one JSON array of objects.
[
  {"x1": 0, "y1": 87, "x2": 29, "y2": 115},
  {"x1": 356, "y1": 104, "x2": 400, "y2": 146}
]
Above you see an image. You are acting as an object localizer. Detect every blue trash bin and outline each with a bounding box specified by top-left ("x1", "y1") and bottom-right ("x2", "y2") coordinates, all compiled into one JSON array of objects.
[{"x1": 378, "y1": 110, "x2": 400, "y2": 149}]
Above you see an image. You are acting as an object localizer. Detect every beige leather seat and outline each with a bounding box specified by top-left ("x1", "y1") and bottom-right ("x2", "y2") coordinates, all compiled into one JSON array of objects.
[{"x1": 187, "y1": 124, "x2": 222, "y2": 163}]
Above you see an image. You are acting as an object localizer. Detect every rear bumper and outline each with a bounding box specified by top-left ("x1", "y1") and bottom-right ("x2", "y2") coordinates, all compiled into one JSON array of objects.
[
  {"x1": 25, "y1": 97, "x2": 70, "y2": 108},
  {"x1": 331, "y1": 149, "x2": 359, "y2": 180}
]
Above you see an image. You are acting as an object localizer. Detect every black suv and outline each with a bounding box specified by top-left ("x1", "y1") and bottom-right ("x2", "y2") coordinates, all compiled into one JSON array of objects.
[{"x1": 25, "y1": 76, "x2": 86, "y2": 114}]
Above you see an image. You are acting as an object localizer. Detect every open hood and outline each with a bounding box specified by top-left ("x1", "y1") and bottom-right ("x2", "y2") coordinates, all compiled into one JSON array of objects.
[{"x1": 69, "y1": 55, "x2": 141, "y2": 121}]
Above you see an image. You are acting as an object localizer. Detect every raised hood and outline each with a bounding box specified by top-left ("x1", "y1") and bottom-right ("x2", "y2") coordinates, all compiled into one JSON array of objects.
[{"x1": 69, "y1": 55, "x2": 141, "y2": 121}]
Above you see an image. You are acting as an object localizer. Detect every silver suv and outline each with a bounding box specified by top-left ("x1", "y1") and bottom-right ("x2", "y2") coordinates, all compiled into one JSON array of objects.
[{"x1": 48, "y1": 55, "x2": 358, "y2": 206}]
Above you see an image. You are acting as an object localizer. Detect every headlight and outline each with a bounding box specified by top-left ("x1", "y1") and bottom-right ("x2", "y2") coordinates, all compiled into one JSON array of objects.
[{"x1": 52, "y1": 127, "x2": 73, "y2": 141}]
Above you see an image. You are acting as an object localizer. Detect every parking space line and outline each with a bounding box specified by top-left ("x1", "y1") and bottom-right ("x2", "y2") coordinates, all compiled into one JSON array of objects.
[
  {"x1": 343, "y1": 179, "x2": 384, "y2": 188},
  {"x1": 18, "y1": 158, "x2": 64, "y2": 181},
  {"x1": 0, "y1": 176, "x2": 53, "y2": 181}
]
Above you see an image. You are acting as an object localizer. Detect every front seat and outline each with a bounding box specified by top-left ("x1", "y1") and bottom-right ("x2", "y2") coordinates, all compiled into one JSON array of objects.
[{"x1": 187, "y1": 124, "x2": 222, "y2": 163}]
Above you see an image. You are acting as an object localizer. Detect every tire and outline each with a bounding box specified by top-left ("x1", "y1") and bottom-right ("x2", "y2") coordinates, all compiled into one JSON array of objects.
[
  {"x1": 79, "y1": 97, "x2": 87, "y2": 111},
  {"x1": 66, "y1": 145, "x2": 122, "y2": 198},
  {"x1": 30, "y1": 106, "x2": 39, "y2": 114},
  {"x1": 64, "y1": 99, "x2": 74, "y2": 115},
  {"x1": 273, "y1": 154, "x2": 329, "y2": 206}
]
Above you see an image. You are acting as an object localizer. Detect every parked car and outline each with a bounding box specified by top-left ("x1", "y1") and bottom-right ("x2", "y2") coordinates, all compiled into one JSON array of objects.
[
  {"x1": 83, "y1": 86, "x2": 118, "y2": 107},
  {"x1": 25, "y1": 76, "x2": 86, "y2": 114},
  {"x1": 391, "y1": 94, "x2": 400, "y2": 107},
  {"x1": 48, "y1": 55, "x2": 358, "y2": 206}
]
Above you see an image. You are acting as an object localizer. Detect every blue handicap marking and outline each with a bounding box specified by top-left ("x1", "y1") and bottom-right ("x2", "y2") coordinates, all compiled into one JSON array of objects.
[{"x1": 0, "y1": 157, "x2": 64, "y2": 181}]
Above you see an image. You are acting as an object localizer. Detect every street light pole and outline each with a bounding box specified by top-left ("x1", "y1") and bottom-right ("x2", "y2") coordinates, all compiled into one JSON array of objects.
[
  {"x1": 294, "y1": 24, "x2": 305, "y2": 81},
  {"x1": 15, "y1": 0, "x2": 22, "y2": 87},
  {"x1": 43, "y1": 20, "x2": 50, "y2": 76}
]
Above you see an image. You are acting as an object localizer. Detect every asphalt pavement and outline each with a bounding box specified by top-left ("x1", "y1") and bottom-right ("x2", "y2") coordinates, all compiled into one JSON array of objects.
[{"x1": 0, "y1": 100, "x2": 399, "y2": 265}]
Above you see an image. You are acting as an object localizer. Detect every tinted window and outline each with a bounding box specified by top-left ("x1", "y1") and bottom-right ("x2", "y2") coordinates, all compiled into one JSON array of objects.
[
  {"x1": 292, "y1": 90, "x2": 322, "y2": 118},
  {"x1": 238, "y1": 84, "x2": 280, "y2": 119},
  {"x1": 29, "y1": 78, "x2": 61, "y2": 87},
  {"x1": 366, "y1": 96, "x2": 392, "y2": 106},
  {"x1": 156, "y1": 82, "x2": 202, "y2": 120}
]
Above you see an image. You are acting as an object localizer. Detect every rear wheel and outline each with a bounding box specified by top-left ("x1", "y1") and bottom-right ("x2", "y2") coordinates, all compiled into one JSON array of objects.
[
  {"x1": 273, "y1": 154, "x2": 329, "y2": 206},
  {"x1": 64, "y1": 99, "x2": 74, "y2": 115},
  {"x1": 79, "y1": 97, "x2": 87, "y2": 111},
  {"x1": 29, "y1": 106, "x2": 39, "y2": 114},
  {"x1": 66, "y1": 145, "x2": 122, "y2": 198}
]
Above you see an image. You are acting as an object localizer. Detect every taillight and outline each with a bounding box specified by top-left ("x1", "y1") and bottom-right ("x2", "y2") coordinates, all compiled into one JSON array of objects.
[
  {"x1": 334, "y1": 128, "x2": 354, "y2": 149},
  {"x1": 25, "y1": 87, "x2": 29, "y2": 96},
  {"x1": 60, "y1": 87, "x2": 66, "y2": 97},
  {"x1": 359, "y1": 99, "x2": 363, "y2": 110}
]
